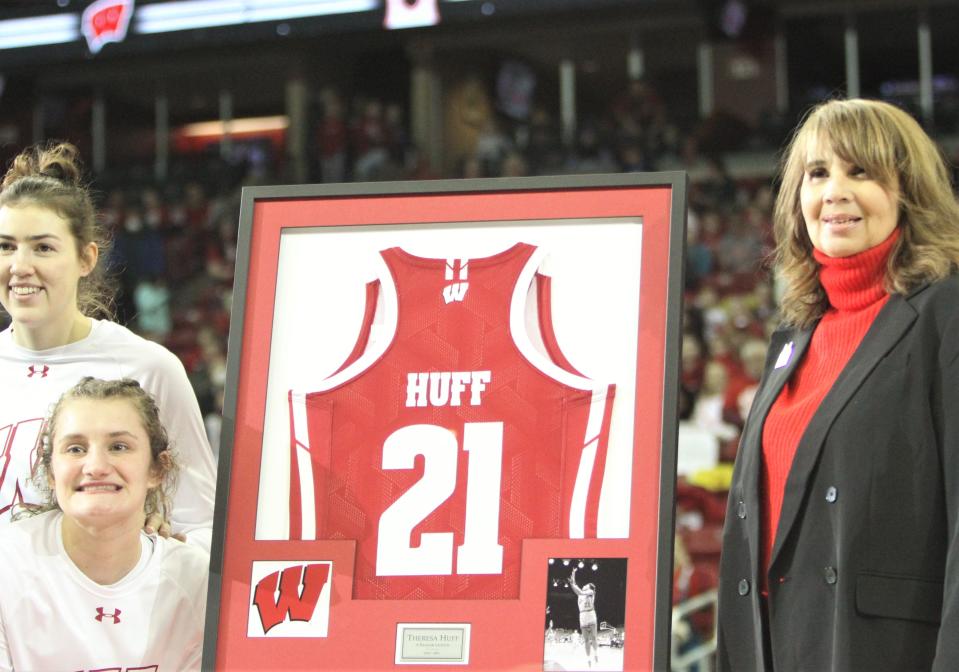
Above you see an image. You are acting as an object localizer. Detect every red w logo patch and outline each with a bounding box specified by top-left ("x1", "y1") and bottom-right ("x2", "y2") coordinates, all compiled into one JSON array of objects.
[
  {"x1": 252, "y1": 563, "x2": 330, "y2": 634},
  {"x1": 82, "y1": 0, "x2": 134, "y2": 54}
]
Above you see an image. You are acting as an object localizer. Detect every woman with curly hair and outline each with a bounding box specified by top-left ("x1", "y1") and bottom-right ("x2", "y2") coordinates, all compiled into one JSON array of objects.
[
  {"x1": 0, "y1": 377, "x2": 208, "y2": 671},
  {"x1": 0, "y1": 142, "x2": 215, "y2": 548},
  {"x1": 718, "y1": 98, "x2": 959, "y2": 671}
]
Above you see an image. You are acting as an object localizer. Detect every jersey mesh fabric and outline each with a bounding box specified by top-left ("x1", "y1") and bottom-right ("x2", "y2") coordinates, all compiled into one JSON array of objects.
[{"x1": 288, "y1": 243, "x2": 614, "y2": 599}]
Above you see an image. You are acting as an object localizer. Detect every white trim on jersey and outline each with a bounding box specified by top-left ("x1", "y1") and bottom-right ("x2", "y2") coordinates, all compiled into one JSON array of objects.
[
  {"x1": 291, "y1": 396, "x2": 317, "y2": 540},
  {"x1": 509, "y1": 245, "x2": 612, "y2": 540},
  {"x1": 508, "y1": 246, "x2": 605, "y2": 392},
  {"x1": 444, "y1": 257, "x2": 469, "y2": 281},
  {"x1": 569, "y1": 436, "x2": 600, "y2": 539},
  {"x1": 296, "y1": 252, "x2": 399, "y2": 394}
]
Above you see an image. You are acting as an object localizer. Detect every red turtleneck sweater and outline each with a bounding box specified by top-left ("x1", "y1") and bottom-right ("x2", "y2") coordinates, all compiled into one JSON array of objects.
[{"x1": 760, "y1": 229, "x2": 899, "y2": 584}]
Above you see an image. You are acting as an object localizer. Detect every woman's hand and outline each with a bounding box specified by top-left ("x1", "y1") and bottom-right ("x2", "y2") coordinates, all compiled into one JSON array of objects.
[{"x1": 144, "y1": 512, "x2": 187, "y2": 542}]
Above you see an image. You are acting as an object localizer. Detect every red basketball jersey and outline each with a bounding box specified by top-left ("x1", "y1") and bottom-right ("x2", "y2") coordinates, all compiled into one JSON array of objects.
[{"x1": 288, "y1": 243, "x2": 615, "y2": 599}]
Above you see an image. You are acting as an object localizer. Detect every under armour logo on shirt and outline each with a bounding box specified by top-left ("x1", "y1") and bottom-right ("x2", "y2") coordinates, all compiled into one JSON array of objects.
[
  {"x1": 443, "y1": 258, "x2": 469, "y2": 303},
  {"x1": 27, "y1": 365, "x2": 50, "y2": 378},
  {"x1": 95, "y1": 607, "x2": 122, "y2": 623}
]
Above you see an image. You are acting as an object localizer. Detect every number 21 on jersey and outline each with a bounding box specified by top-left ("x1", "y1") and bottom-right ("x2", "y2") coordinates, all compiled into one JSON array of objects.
[{"x1": 376, "y1": 422, "x2": 505, "y2": 577}]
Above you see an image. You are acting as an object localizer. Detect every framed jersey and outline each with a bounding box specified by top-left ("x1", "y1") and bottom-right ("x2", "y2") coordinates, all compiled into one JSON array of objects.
[{"x1": 205, "y1": 173, "x2": 687, "y2": 671}]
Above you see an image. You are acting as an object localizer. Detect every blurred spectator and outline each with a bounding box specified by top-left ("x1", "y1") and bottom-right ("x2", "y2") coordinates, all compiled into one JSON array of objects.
[
  {"x1": 750, "y1": 280, "x2": 777, "y2": 325},
  {"x1": 113, "y1": 203, "x2": 166, "y2": 323},
  {"x1": 681, "y1": 334, "x2": 706, "y2": 396},
  {"x1": 717, "y1": 212, "x2": 763, "y2": 280},
  {"x1": 685, "y1": 210, "x2": 715, "y2": 290},
  {"x1": 692, "y1": 156, "x2": 737, "y2": 212},
  {"x1": 141, "y1": 187, "x2": 167, "y2": 231},
  {"x1": 500, "y1": 150, "x2": 529, "y2": 178},
  {"x1": 474, "y1": 118, "x2": 512, "y2": 175},
  {"x1": 133, "y1": 276, "x2": 172, "y2": 341},
  {"x1": 352, "y1": 98, "x2": 390, "y2": 181},
  {"x1": 182, "y1": 181, "x2": 209, "y2": 230},
  {"x1": 565, "y1": 124, "x2": 618, "y2": 174},
  {"x1": 611, "y1": 80, "x2": 664, "y2": 134},
  {"x1": 525, "y1": 105, "x2": 562, "y2": 174},
  {"x1": 672, "y1": 534, "x2": 716, "y2": 672},
  {"x1": 99, "y1": 189, "x2": 126, "y2": 242},
  {"x1": 618, "y1": 143, "x2": 652, "y2": 172},
  {"x1": 723, "y1": 337, "x2": 767, "y2": 427},
  {"x1": 459, "y1": 154, "x2": 485, "y2": 178},
  {"x1": 690, "y1": 360, "x2": 739, "y2": 443},
  {"x1": 384, "y1": 102, "x2": 409, "y2": 166},
  {"x1": 317, "y1": 89, "x2": 348, "y2": 183},
  {"x1": 205, "y1": 211, "x2": 238, "y2": 282},
  {"x1": 693, "y1": 286, "x2": 729, "y2": 344},
  {"x1": 404, "y1": 146, "x2": 439, "y2": 181}
]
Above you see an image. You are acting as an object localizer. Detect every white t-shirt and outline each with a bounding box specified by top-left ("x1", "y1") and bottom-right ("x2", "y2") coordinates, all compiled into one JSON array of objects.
[
  {"x1": 0, "y1": 319, "x2": 216, "y2": 549},
  {"x1": 0, "y1": 510, "x2": 209, "y2": 672}
]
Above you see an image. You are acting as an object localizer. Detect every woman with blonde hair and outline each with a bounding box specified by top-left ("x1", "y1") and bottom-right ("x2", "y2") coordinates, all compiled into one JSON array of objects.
[
  {"x1": 0, "y1": 142, "x2": 215, "y2": 548},
  {"x1": 718, "y1": 98, "x2": 959, "y2": 670},
  {"x1": 0, "y1": 378, "x2": 208, "y2": 671}
]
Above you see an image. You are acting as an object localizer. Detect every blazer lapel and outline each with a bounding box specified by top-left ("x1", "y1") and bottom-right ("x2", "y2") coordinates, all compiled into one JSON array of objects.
[
  {"x1": 740, "y1": 327, "x2": 813, "y2": 583},
  {"x1": 769, "y1": 294, "x2": 919, "y2": 569}
]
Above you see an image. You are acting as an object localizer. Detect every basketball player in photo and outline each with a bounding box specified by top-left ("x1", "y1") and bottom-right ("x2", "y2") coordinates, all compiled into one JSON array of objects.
[
  {"x1": 0, "y1": 378, "x2": 208, "y2": 671},
  {"x1": 570, "y1": 566, "x2": 600, "y2": 667}
]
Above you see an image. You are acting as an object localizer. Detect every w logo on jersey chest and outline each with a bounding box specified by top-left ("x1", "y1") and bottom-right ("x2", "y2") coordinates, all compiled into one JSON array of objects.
[
  {"x1": 443, "y1": 258, "x2": 469, "y2": 303},
  {"x1": 248, "y1": 561, "x2": 333, "y2": 638}
]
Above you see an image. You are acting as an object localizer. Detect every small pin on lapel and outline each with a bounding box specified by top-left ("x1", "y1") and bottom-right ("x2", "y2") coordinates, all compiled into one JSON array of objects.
[{"x1": 774, "y1": 341, "x2": 794, "y2": 369}]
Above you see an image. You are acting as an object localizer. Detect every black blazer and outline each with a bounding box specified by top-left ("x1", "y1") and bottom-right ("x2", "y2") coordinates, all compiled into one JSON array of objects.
[{"x1": 717, "y1": 276, "x2": 959, "y2": 672}]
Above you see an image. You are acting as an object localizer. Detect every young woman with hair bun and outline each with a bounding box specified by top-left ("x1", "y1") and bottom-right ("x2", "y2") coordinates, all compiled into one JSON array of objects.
[{"x1": 0, "y1": 142, "x2": 215, "y2": 549}]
